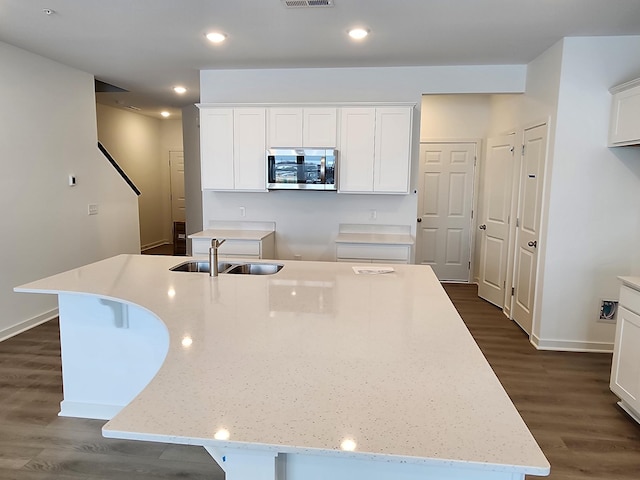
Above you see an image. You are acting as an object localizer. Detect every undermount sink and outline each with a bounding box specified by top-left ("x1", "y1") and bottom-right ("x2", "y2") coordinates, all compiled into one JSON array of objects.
[
  {"x1": 169, "y1": 261, "x2": 234, "y2": 274},
  {"x1": 225, "y1": 263, "x2": 284, "y2": 275},
  {"x1": 169, "y1": 260, "x2": 283, "y2": 275}
]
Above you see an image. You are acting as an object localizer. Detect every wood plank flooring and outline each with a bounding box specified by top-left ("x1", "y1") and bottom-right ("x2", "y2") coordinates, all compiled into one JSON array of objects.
[{"x1": 1, "y1": 283, "x2": 638, "y2": 479}]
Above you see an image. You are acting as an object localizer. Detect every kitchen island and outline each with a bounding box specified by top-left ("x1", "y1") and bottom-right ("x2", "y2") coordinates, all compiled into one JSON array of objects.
[{"x1": 16, "y1": 254, "x2": 549, "y2": 480}]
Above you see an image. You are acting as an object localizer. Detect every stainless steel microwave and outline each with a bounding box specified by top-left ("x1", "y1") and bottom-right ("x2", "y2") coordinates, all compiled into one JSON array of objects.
[{"x1": 267, "y1": 148, "x2": 337, "y2": 191}]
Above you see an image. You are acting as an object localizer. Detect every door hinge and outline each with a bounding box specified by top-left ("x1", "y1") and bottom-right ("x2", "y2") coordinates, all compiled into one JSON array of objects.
[
  {"x1": 516, "y1": 217, "x2": 520, "y2": 227},
  {"x1": 471, "y1": 209, "x2": 474, "y2": 219},
  {"x1": 468, "y1": 261, "x2": 471, "y2": 270},
  {"x1": 474, "y1": 156, "x2": 477, "y2": 166},
  {"x1": 521, "y1": 145, "x2": 525, "y2": 156},
  {"x1": 511, "y1": 287, "x2": 515, "y2": 296}
]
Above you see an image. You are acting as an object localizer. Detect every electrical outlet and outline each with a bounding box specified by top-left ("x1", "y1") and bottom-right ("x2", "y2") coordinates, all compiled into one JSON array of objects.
[
  {"x1": 88, "y1": 204, "x2": 98, "y2": 215},
  {"x1": 598, "y1": 300, "x2": 618, "y2": 322},
  {"x1": 240, "y1": 206, "x2": 246, "y2": 217},
  {"x1": 370, "y1": 210, "x2": 377, "y2": 220}
]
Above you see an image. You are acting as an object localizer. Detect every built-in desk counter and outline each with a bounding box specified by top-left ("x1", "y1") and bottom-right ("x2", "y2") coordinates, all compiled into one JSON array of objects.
[
  {"x1": 190, "y1": 221, "x2": 275, "y2": 259},
  {"x1": 335, "y1": 224, "x2": 414, "y2": 263}
]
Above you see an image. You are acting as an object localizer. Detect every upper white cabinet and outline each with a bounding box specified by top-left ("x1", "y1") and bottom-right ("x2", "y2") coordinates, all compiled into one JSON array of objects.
[
  {"x1": 609, "y1": 78, "x2": 640, "y2": 147},
  {"x1": 268, "y1": 107, "x2": 337, "y2": 147},
  {"x1": 339, "y1": 106, "x2": 412, "y2": 194},
  {"x1": 200, "y1": 107, "x2": 267, "y2": 191}
]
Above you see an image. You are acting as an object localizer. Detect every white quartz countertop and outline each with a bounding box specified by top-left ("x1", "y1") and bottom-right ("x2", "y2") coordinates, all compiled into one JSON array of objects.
[
  {"x1": 16, "y1": 255, "x2": 549, "y2": 475},
  {"x1": 335, "y1": 232, "x2": 414, "y2": 245},
  {"x1": 189, "y1": 229, "x2": 274, "y2": 241},
  {"x1": 620, "y1": 276, "x2": 640, "y2": 291}
]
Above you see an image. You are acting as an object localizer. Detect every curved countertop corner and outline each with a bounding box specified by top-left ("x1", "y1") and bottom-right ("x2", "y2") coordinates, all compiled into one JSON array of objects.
[{"x1": 15, "y1": 254, "x2": 550, "y2": 476}]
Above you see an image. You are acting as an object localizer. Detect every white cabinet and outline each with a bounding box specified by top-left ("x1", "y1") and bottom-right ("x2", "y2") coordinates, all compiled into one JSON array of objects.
[
  {"x1": 200, "y1": 107, "x2": 266, "y2": 191},
  {"x1": 339, "y1": 106, "x2": 412, "y2": 194},
  {"x1": 268, "y1": 107, "x2": 337, "y2": 147},
  {"x1": 610, "y1": 280, "x2": 640, "y2": 423},
  {"x1": 609, "y1": 78, "x2": 640, "y2": 147}
]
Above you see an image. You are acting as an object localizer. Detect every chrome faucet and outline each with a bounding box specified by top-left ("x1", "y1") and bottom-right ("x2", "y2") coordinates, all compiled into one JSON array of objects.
[{"x1": 209, "y1": 238, "x2": 226, "y2": 277}]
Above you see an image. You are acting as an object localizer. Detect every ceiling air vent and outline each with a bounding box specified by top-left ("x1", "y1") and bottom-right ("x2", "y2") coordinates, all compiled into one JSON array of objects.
[{"x1": 281, "y1": 0, "x2": 334, "y2": 8}]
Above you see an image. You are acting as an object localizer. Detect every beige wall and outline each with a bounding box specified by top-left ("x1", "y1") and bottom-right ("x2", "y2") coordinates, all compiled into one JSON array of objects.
[
  {"x1": 1, "y1": 41, "x2": 140, "y2": 339},
  {"x1": 96, "y1": 104, "x2": 183, "y2": 249}
]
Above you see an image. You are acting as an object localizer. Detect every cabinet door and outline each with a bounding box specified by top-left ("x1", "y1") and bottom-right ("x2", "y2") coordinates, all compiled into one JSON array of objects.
[
  {"x1": 611, "y1": 305, "x2": 640, "y2": 409},
  {"x1": 233, "y1": 108, "x2": 267, "y2": 191},
  {"x1": 268, "y1": 108, "x2": 303, "y2": 147},
  {"x1": 304, "y1": 108, "x2": 337, "y2": 147},
  {"x1": 200, "y1": 108, "x2": 234, "y2": 190},
  {"x1": 609, "y1": 83, "x2": 640, "y2": 146},
  {"x1": 338, "y1": 108, "x2": 376, "y2": 192},
  {"x1": 374, "y1": 107, "x2": 412, "y2": 193}
]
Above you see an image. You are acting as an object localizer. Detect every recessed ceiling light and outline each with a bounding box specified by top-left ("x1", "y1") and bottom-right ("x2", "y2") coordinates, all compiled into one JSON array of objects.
[
  {"x1": 206, "y1": 32, "x2": 227, "y2": 44},
  {"x1": 348, "y1": 28, "x2": 369, "y2": 40},
  {"x1": 173, "y1": 86, "x2": 187, "y2": 94},
  {"x1": 161, "y1": 111, "x2": 170, "y2": 118}
]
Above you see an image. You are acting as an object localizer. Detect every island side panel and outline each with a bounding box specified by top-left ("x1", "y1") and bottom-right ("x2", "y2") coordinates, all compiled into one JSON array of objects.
[{"x1": 57, "y1": 294, "x2": 169, "y2": 420}]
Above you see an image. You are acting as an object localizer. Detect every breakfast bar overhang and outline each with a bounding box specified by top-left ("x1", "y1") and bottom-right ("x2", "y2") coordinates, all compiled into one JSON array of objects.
[{"x1": 15, "y1": 254, "x2": 550, "y2": 480}]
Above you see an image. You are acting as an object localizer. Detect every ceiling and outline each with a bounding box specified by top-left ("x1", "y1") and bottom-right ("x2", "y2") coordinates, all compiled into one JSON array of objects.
[{"x1": 2, "y1": 0, "x2": 640, "y2": 119}]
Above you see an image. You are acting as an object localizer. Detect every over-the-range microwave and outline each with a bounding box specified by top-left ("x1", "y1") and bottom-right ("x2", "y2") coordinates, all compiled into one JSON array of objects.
[{"x1": 267, "y1": 148, "x2": 337, "y2": 191}]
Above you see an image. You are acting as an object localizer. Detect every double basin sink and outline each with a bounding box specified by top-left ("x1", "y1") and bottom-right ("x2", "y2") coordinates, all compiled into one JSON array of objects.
[{"x1": 170, "y1": 260, "x2": 283, "y2": 275}]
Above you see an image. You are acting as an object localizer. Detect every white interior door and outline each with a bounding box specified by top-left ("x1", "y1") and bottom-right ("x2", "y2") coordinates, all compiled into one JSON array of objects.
[
  {"x1": 416, "y1": 143, "x2": 476, "y2": 282},
  {"x1": 477, "y1": 136, "x2": 515, "y2": 308},
  {"x1": 169, "y1": 150, "x2": 185, "y2": 223},
  {"x1": 512, "y1": 124, "x2": 548, "y2": 335}
]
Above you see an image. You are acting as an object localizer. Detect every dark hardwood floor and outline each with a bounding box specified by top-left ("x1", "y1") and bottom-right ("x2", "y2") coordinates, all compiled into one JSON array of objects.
[{"x1": 1, "y1": 283, "x2": 638, "y2": 479}]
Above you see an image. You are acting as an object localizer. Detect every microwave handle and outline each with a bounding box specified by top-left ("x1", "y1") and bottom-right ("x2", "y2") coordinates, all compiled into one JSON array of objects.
[{"x1": 320, "y1": 157, "x2": 326, "y2": 183}]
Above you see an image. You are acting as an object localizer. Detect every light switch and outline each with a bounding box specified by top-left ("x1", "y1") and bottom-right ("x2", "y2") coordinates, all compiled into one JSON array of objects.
[{"x1": 88, "y1": 204, "x2": 98, "y2": 215}]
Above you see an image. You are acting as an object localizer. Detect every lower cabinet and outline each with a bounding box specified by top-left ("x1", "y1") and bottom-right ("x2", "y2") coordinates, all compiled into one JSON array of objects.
[{"x1": 610, "y1": 281, "x2": 640, "y2": 423}]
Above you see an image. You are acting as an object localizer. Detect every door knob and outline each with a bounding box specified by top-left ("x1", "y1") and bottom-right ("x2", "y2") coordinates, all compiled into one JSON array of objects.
[
  {"x1": 528, "y1": 240, "x2": 537, "y2": 248},
  {"x1": 479, "y1": 224, "x2": 486, "y2": 230},
  {"x1": 417, "y1": 218, "x2": 422, "y2": 223}
]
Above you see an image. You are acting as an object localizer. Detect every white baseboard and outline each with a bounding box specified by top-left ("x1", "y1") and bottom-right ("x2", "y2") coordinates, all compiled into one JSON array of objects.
[
  {"x1": 530, "y1": 333, "x2": 613, "y2": 353},
  {"x1": 0, "y1": 308, "x2": 59, "y2": 342},
  {"x1": 59, "y1": 400, "x2": 124, "y2": 420}
]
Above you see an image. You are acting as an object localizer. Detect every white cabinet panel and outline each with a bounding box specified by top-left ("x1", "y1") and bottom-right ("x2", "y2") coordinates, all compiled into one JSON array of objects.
[
  {"x1": 199, "y1": 107, "x2": 266, "y2": 191},
  {"x1": 374, "y1": 107, "x2": 412, "y2": 193},
  {"x1": 269, "y1": 107, "x2": 337, "y2": 148},
  {"x1": 200, "y1": 108, "x2": 234, "y2": 190},
  {"x1": 338, "y1": 108, "x2": 376, "y2": 192},
  {"x1": 339, "y1": 106, "x2": 412, "y2": 194},
  {"x1": 269, "y1": 108, "x2": 303, "y2": 147},
  {"x1": 304, "y1": 108, "x2": 337, "y2": 147},
  {"x1": 233, "y1": 108, "x2": 267, "y2": 191},
  {"x1": 609, "y1": 79, "x2": 640, "y2": 147}
]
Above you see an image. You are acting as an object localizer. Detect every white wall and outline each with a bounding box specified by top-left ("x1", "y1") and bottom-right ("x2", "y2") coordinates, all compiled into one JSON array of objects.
[
  {"x1": 182, "y1": 104, "x2": 204, "y2": 246},
  {"x1": 0, "y1": 42, "x2": 140, "y2": 340},
  {"x1": 198, "y1": 65, "x2": 526, "y2": 260},
  {"x1": 96, "y1": 104, "x2": 183, "y2": 249},
  {"x1": 534, "y1": 36, "x2": 640, "y2": 350}
]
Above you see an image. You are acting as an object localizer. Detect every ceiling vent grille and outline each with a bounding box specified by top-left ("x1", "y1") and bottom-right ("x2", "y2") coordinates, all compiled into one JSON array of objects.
[{"x1": 281, "y1": 0, "x2": 334, "y2": 8}]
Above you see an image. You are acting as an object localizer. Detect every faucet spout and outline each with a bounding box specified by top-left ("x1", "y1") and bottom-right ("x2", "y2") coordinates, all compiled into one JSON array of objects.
[{"x1": 209, "y1": 238, "x2": 226, "y2": 277}]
